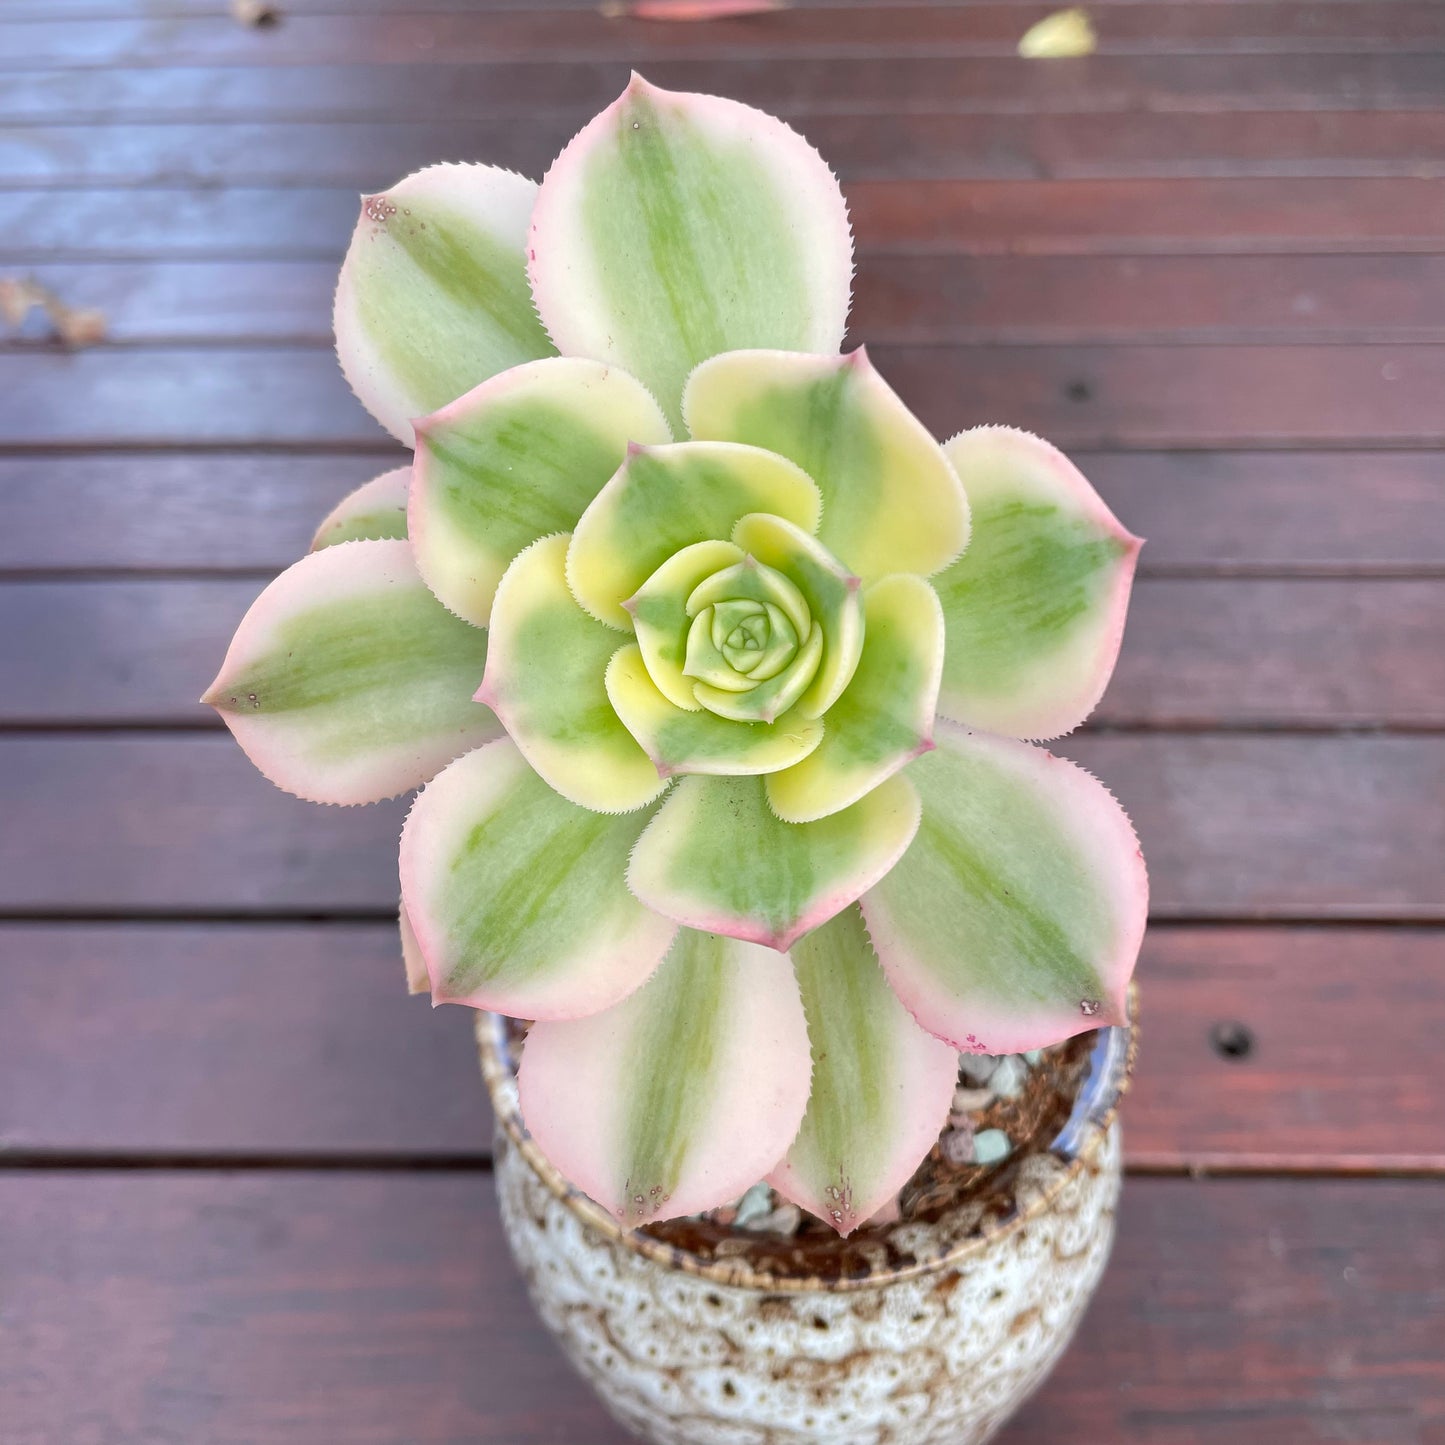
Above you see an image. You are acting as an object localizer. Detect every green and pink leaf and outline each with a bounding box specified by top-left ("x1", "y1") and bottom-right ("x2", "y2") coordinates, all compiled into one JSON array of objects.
[
  {"x1": 770, "y1": 905, "x2": 958, "y2": 1235},
  {"x1": 202, "y1": 540, "x2": 500, "y2": 805},
  {"x1": 568, "y1": 441, "x2": 821, "y2": 629},
  {"x1": 529, "y1": 74, "x2": 853, "y2": 430},
  {"x1": 519, "y1": 926, "x2": 812, "y2": 1226},
  {"x1": 400, "y1": 739, "x2": 675, "y2": 1018},
  {"x1": 410, "y1": 357, "x2": 671, "y2": 628},
  {"x1": 479, "y1": 535, "x2": 666, "y2": 813},
  {"x1": 862, "y1": 722, "x2": 1147, "y2": 1055},
  {"x1": 629, "y1": 771, "x2": 921, "y2": 951},
  {"x1": 686, "y1": 348, "x2": 969, "y2": 582},
  {"x1": 311, "y1": 466, "x2": 410, "y2": 550},
  {"x1": 933, "y1": 427, "x2": 1142, "y2": 740},
  {"x1": 334, "y1": 163, "x2": 555, "y2": 443},
  {"x1": 767, "y1": 573, "x2": 943, "y2": 823}
]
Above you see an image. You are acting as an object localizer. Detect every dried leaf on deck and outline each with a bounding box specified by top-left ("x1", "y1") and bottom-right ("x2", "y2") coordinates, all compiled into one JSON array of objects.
[
  {"x1": 0, "y1": 276, "x2": 108, "y2": 347},
  {"x1": 1018, "y1": 7, "x2": 1096, "y2": 58},
  {"x1": 600, "y1": 0, "x2": 787, "y2": 20},
  {"x1": 229, "y1": 0, "x2": 281, "y2": 26}
]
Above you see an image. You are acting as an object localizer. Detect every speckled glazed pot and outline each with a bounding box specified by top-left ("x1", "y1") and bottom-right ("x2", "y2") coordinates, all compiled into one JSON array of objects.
[{"x1": 478, "y1": 1003, "x2": 1135, "y2": 1445}]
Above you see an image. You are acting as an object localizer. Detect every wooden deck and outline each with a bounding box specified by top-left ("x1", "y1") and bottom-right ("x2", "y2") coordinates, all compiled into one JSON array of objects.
[{"x1": 2, "y1": 3, "x2": 1442, "y2": 1441}]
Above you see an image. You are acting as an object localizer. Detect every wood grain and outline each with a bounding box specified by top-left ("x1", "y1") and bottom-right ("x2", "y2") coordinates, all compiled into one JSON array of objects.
[
  {"x1": 7, "y1": 450, "x2": 1441, "y2": 575},
  {"x1": 1, "y1": 922, "x2": 1439, "y2": 1167},
  {"x1": 0, "y1": 733, "x2": 1439, "y2": 918},
  {"x1": 1, "y1": 1172, "x2": 1440, "y2": 1444},
  {"x1": 7, "y1": 5, "x2": 1445, "y2": 69},
  {"x1": 6, "y1": 576, "x2": 1442, "y2": 728},
  {"x1": 5, "y1": 344, "x2": 1445, "y2": 448},
  {"x1": 4, "y1": 54, "x2": 1444, "y2": 125},
  {"x1": 14, "y1": 254, "x2": 1445, "y2": 348},
  {"x1": 10, "y1": 110, "x2": 1445, "y2": 188},
  {"x1": 10, "y1": 181, "x2": 1445, "y2": 262}
]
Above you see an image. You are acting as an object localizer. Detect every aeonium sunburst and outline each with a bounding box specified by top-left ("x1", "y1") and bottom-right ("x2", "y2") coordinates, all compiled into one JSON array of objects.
[{"x1": 205, "y1": 74, "x2": 1147, "y2": 1235}]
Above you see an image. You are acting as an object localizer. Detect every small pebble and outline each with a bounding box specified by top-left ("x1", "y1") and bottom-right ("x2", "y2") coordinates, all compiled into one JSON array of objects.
[
  {"x1": 940, "y1": 1125, "x2": 975, "y2": 1167},
  {"x1": 750, "y1": 1203, "x2": 801, "y2": 1235},
  {"x1": 732, "y1": 1183, "x2": 774, "y2": 1228},
  {"x1": 952, "y1": 1085, "x2": 992, "y2": 1114},
  {"x1": 989, "y1": 1055, "x2": 1029, "y2": 1100},
  {"x1": 973, "y1": 1129, "x2": 1013, "y2": 1165},
  {"x1": 958, "y1": 1054, "x2": 1000, "y2": 1086}
]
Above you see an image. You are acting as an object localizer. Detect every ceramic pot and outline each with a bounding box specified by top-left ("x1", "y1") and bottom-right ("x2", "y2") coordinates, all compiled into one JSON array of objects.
[{"x1": 478, "y1": 1002, "x2": 1135, "y2": 1445}]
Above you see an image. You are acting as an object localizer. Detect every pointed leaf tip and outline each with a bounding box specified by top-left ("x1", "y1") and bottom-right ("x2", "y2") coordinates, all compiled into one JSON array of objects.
[
  {"x1": 206, "y1": 540, "x2": 500, "y2": 805},
  {"x1": 529, "y1": 81, "x2": 852, "y2": 429},
  {"x1": 335, "y1": 162, "x2": 555, "y2": 443}
]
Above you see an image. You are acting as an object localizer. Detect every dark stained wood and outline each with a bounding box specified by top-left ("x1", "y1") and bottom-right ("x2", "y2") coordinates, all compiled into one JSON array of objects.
[
  {"x1": 1, "y1": 1172, "x2": 1440, "y2": 1443},
  {"x1": 0, "y1": 733, "x2": 1439, "y2": 918},
  {"x1": 2, "y1": 2, "x2": 1441, "y2": 1436},
  {"x1": 8, "y1": 181, "x2": 1445, "y2": 264},
  {"x1": 0, "y1": 924, "x2": 487, "y2": 1157},
  {"x1": 1129, "y1": 925, "x2": 1445, "y2": 1170},
  {"x1": 7, "y1": 5, "x2": 1445, "y2": 69},
  {"x1": 4, "y1": 55, "x2": 1445, "y2": 125},
  {"x1": 6, "y1": 344, "x2": 1445, "y2": 448},
  {"x1": 6, "y1": 576, "x2": 1442, "y2": 729},
  {"x1": 2, "y1": 923, "x2": 1440, "y2": 1167},
  {"x1": 11, "y1": 111, "x2": 1445, "y2": 188},
  {"x1": 16, "y1": 254, "x2": 1445, "y2": 346},
  {"x1": 7, "y1": 451, "x2": 1441, "y2": 575}
]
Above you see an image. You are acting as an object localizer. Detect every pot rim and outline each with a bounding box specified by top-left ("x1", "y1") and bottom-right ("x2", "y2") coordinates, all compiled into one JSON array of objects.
[{"x1": 478, "y1": 984, "x2": 1137, "y2": 1295}]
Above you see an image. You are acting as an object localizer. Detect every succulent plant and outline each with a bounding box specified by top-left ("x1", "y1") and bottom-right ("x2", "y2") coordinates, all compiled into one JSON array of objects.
[{"x1": 207, "y1": 76, "x2": 1147, "y2": 1235}]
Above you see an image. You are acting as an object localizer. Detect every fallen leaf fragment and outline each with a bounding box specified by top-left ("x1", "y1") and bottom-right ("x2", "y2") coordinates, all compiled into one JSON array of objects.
[
  {"x1": 600, "y1": 0, "x2": 787, "y2": 19},
  {"x1": 230, "y1": 0, "x2": 280, "y2": 26},
  {"x1": 1018, "y1": 7, "x2": 1096, "y2": 58},
  {"x1": 0, "y1": 276, "x2": 108, "y2": 347}
]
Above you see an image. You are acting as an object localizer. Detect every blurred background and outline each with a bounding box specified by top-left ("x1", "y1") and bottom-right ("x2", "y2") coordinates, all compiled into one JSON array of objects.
[{"x1": 0, "y1": 2, "x2": 1441, "y2": 1441}]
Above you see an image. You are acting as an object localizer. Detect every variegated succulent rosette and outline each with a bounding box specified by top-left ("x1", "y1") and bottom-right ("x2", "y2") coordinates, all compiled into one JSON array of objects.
[{"x1": 207, "y1": 76, "x2": 1147, "y2": 1236}]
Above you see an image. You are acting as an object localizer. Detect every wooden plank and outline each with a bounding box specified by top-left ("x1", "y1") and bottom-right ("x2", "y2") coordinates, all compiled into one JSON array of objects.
[
  {"x1": 5, "y1": 344, "x2": 1445, "y2": 448},
  {"x1": 3, "y1": 54, "x2": 1444, "y2": 124},
  {"x1": 6, "y1": 5, "x2": 1445, "y2": 68},
  {"x1": 0, "y1": 924, "x2": 487, "y2": 1157},
  {"x1": 20, "y1": 255, "x2": 1445, "y2": 347},
  {"x1": 6, "y1": 576, "x2": 1442, "y2": 729},
  {"x1": 6, "y1": 451, "x2": 1441, "y2": 576},
  {"x1": 0, "y1": 733, "x2": 1439, "y2": 918},
  {"x1": 11, "y1": 111, "x2": 1445, "y2": 188},
  {"x1": 0, "y1": 1172, "x2": 1439, "y2": 1443},
  {"x1": 1, "y1": 922, "x2": 1439, "y2": 1167},
  {"x1": 7, "y1": 181, "x2": 1444, "y2": 263}
]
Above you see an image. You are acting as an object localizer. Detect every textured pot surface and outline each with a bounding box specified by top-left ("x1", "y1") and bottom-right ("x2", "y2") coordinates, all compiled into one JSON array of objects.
[{"x1": 482, "y1": 1015, "x2": 1132, "y2": 1445}]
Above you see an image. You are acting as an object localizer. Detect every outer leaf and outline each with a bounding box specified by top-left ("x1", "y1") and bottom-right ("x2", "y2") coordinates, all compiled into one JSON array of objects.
[
  {"x1": 479, "y1": 536, "x2": 665, "y2": 813},
  {"x1": 529, "y1": 74, "x2": 853, "y2": 430},
  {"x1": 629, "y1": 539, "x2": 746, "y2": 710},
  {"x1": 335, "y1": 163, "x2": 555, "y2": 443},
  {"x1": 568, "y1": 441, "x2": 821, "y2": 629},
  {"x1": 731, "y1": 512, "x2": 863, "y2": 717},
  {"x1": 410, "y1": 358, "x2": 671, "y2": 628},
  {"x1": 769, "y1": 905, "x2": 958, "y2": 1235},
  {"x1": 400, "y1": 739, "x2": 675, "y2": 1018},
  {"x1": 311, "y1": 466, "x2": 410, "y2": 550},
  {"x1": 934, "y1": 427, "x2": 1142, "y2": 740},
  {"x1": 767, "y1": 574, "x2": 943, "y2": 823},
  {"x1": 202, "y1": 540, "x2": 500, "y2": 805},
  {"x1": 605, "y1": 643, "x2": 822, "y2": 777},
  {"x1": 519, "y1": 926, "x2": 811, "y2": 1225},
  {"x1": 687, "y1": 348, "x2": 970, "y2": 581},
  {"x1": 400, "y1": 899, "x2": 428, "y2": 995},
  {"x1": 861, "y1": 721, "x2": 1147, "y2": 1055},
  {"x1": 629, "y1": 771, "x2": 921, "y2": 951}
]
